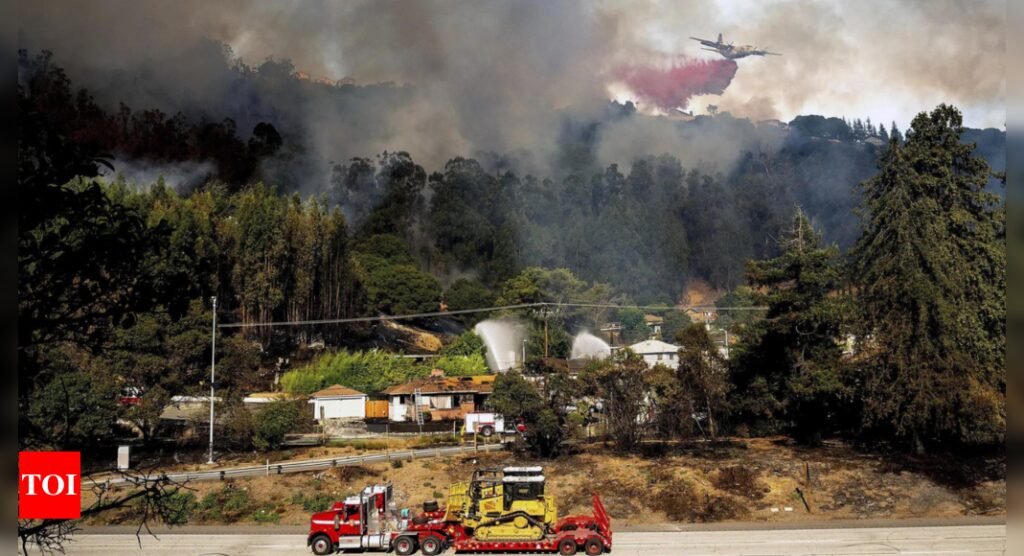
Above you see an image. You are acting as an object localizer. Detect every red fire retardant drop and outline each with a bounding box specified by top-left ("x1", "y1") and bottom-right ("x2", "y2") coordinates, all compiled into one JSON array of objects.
[{"x1": 615, "y1": 58, "x2": 738, "y2": 111}]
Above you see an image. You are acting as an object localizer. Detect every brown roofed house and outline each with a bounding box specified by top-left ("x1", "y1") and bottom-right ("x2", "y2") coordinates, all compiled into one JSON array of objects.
[
  {"x1": 382, "y1": 374, "x2": 495, "y2": 422},
  {"x1": 309, "y1": 384, "x2": 367, "y2": 421}
]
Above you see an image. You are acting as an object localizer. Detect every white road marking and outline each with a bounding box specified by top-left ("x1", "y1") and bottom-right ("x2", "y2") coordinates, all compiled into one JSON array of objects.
[{"x1": 26, "y1": 525, "x2": 1005, "y2": 556}]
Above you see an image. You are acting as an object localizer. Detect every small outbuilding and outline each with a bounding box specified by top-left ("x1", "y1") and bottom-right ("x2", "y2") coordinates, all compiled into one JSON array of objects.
[{"x1": 309, "y1": 384, "x2": 367, "y2": 421}]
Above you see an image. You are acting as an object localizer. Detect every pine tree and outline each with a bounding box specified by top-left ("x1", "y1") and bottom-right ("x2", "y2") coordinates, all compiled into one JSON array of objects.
[
  {"x1": 878, "y1": 124, "x2": 889, "y2": 142},
  {"x1": 851, "y1": 104, "x2": 1004, "y2": 452},
  {"x1": 890, "y1": 121, "x2": 903, "y2": 143},
  {"x1": 852, "y1": 118, "x2": 865, "y2": 139},
  {"x1": 865, "y1": 117, "x2": 875, "y2": 137},
  {"x1": 731, "y1": 207, "x2": 849, "y2": 444}
]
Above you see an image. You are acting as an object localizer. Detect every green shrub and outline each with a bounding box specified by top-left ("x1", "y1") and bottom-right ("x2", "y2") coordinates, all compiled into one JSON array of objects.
[
  {"x1": 251, "y1": 505, "x2": 282, "y2": 523},
  {"x1": 291, "y1": 491, "x2": 335, "y2": 512},
  {"x1": 198, "y1": 485, "x2": 255, "y2": 523},
  {"x1": 280, "y1": 348, "x2": 487, "y2": 397},
  {"x1": 253, "y1": 400, "x2": 304, "y2": 451},
  {"x1": 390, "y1": 459, "x2": 404, "y2": 469},
  {"x1": 162, "y1": 491, "x2": 197, "y2": 525},
  {"x1": 281, "y1": 349, "x2": 427, "y2": 394}
]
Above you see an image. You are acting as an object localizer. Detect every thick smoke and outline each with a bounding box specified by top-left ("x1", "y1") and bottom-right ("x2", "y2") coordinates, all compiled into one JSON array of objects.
[
  {"x1": 100, "y1": 160, "x2": 217, "y2": 193},
  {"x1": 614, "y1": 58, "x2": 738, "y2": 111},
  {"x1": 16, "y1": 0, "x2": 1005, "y2": 190}
]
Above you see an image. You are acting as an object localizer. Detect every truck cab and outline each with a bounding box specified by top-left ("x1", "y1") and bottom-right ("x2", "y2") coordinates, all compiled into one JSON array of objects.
[{"x1": 308, "y1": 484, "x2": 399, "y2": 555}]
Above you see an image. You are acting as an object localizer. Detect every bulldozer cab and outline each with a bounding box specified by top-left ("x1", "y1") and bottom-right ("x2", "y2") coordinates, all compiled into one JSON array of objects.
[
  {"x1": 501, "y1": 468, "x2": 545, "y2": 511},
  {"x1": 442, "y1": 466, "x2": 558, "y2": 541}
]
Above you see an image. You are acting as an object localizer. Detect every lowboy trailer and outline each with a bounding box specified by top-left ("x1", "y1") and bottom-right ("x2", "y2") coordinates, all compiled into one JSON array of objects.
[{"x1": 308, "y1": 471, "x2": 611, "y2": 555}]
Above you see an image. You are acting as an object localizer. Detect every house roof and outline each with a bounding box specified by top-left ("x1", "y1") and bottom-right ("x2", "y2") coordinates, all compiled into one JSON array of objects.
[
  {"x1": 643, "y1": 314, "x2": 664, "y2": 324},
  {"x1": 628, "y1": 339, "x2": 680, "y2": 354},
  {"x1": 310, "y1": 384, "x2": 366, "y2": 398},
  {"x1": 383, "y1": 375, "x2": 495, "y2": 396},
  {"x1": 243, "y1": 392, "x2": 301, "y2": 402}
]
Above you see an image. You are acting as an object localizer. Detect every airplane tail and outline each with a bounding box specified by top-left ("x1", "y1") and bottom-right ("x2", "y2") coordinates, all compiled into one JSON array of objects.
[{"x1": 717, "y1": 33, "x2": 723, "y2": 44}]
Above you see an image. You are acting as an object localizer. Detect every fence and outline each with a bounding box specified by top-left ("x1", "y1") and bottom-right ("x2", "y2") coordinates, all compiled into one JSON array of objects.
[
  {"x1": 365, "y1": 400, "x2": 389, "y2": 419},
  {"x1": 96, "y1": 442, "x2": 506, "y2": 487}
]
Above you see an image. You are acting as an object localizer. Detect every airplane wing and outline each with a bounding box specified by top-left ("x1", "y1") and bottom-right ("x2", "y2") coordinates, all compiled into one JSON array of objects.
[{"x1": 690, "y1": 36, "x2": 718, "y2": 47}]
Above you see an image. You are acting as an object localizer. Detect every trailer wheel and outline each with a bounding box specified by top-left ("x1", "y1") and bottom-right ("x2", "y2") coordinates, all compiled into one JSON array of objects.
[
  {"x1": 557, "y1": 537, "x2": 578, "y2": 555},
  {"x1": 310, "y1": 534, "x2": 335, "y2": 555},
  {"x1": 480, "y1": 425, "x2": 495, "y2": 437},
  {"x1": 420, "y1": 536, "x2": 443, "y2": 556},
  {"x1": 394, "y1": 536, "x2": 417, "y2": 556},
  {"x1": 584, "y1": 537, "x2": 604, "y2": 556}
]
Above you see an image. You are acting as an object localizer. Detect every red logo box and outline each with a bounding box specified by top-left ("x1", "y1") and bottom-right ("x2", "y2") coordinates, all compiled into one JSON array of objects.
[{"x1": 19, "y1": 451, "x2": 81, "y2": 519}]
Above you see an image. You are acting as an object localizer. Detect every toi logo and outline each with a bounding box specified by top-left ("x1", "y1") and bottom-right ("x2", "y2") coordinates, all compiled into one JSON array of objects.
[{"x1": 19, "y1": 452, "x2": 81, "y2": 519}]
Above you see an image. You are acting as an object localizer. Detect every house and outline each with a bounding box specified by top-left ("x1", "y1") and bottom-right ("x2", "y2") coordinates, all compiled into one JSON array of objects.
[
  {"x1": 158, "y1": 395, "x2": 221, "y2": 439},
  {"x1": 309, "y1": 385, "x2": 368, "y2": 421},
  {"x1": 242, "y1": 392, "x2": 299, "y2": 408},
  {"x1": 628, "y1": 339, "x2": 681, "y2": 368},
  {"x1": 382, "y1": 374, "x2": 495, "y2": 422}
]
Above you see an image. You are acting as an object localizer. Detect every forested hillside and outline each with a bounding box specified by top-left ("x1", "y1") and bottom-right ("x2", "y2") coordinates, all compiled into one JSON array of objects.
[{"x1": 19, "y1": 49, "x2": 1005, "y2": 454}]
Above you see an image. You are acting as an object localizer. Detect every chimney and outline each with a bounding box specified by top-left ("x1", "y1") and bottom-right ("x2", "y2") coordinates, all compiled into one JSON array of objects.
[{"x1": 430, "y1": 368, "x2": 445, "y2": 377}]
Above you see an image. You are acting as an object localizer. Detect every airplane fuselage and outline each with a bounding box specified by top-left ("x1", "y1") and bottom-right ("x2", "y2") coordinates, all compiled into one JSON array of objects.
[{"x1": 691, "y1": 35, "x2": 780, "y2": 59}]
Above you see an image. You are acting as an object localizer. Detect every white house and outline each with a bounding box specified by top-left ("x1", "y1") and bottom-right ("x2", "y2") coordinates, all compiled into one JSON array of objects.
[
  {"x1": 242, "y1": 392, "x2": 297, "y2": 407},
  {"x1": 309, "y1": 384, "x2": 367, "y2": 421},
  {"x1": 628, "y1": 339, "x2": 681, "y2": 368}
]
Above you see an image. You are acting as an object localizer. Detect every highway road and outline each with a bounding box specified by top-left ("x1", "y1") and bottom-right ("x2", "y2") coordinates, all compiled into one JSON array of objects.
[{"x1": 43, "y1": 524, "x2": 1005, "y2": 555}]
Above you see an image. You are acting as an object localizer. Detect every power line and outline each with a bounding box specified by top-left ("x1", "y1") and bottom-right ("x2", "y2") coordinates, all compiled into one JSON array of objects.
[
  {"x1": 217, "y1": 302, "x2": 546, "y2": 328},
  {"x1": 217, "y1": 301, "x2": 768, "y2": 329}
]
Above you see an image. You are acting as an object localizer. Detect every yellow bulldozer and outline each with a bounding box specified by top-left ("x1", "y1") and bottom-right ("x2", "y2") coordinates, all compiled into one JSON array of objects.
[{"x1": 443, "y1": 466, "x2": 557, "y2": 541}]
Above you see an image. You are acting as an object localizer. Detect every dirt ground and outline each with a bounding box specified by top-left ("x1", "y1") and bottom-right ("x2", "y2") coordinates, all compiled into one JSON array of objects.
[{"x1": 83, "y1": 437, "x2": 1004, "y2": 528}]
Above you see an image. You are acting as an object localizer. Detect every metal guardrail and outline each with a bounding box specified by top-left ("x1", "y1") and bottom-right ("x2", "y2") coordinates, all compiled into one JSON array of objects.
[{"x1": 97, "y1": 443, "x2": 507, "y2": 486}]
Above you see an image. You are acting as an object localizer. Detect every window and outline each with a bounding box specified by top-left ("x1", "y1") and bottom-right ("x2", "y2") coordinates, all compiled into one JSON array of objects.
[{"x1": 657, "y1": 353, "x2": 663, "y2": 361}]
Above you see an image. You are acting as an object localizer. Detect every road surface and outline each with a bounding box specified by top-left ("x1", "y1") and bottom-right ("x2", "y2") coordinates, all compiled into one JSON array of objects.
[{"x1": 42, "y1": 524, "x2": 1005, "y2": 555}]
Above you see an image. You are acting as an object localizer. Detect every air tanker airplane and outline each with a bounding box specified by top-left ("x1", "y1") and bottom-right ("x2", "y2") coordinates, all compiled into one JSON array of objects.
[{"x1": 690, "y1": 33, "x2": 782, "y2": 59}]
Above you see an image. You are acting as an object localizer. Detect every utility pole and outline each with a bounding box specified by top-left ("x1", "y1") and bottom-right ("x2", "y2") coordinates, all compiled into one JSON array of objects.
[
  {"x1": 522, "y1": 339, "x2": 527, "y2": 370},
  {"x1": 207, "y1": 296, "x2": 217, "y2": 464},
  {"x1": 543, "y1": 308, "x2": 549, "y2": 358}
]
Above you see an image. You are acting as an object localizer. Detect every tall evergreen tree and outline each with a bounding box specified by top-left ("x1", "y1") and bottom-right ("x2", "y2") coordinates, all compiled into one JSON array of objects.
[
  {"x1": 890, "y1": 121, "x2": 903, "y2": 143},
  {"x1": 851, "y1": 104, "x2": 1004, "y2": 452},
  {"x1": 731, "y1": 207, "x2": 849, "y2": 444}
]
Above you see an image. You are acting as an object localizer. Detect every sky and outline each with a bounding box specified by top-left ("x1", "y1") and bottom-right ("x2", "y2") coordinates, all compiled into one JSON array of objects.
[
  {"x1": 614, "y1": 0, "x2": 1005, "y2": 128},
  {"x1": 17, "y1": 0, "x2": 1005, "y2": 130},
  {"x1": 16, "y1": 0, "x2": 1006, "y2": 179}
]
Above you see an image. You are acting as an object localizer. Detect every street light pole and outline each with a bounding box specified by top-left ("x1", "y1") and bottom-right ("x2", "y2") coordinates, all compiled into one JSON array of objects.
[{"x1": 208, "y1": 296, "x2": 217, "y2": 464}]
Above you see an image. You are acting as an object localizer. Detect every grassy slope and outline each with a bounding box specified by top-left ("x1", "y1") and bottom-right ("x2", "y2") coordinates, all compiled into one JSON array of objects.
[{"x1": 83, "y1": 437, "x2": 1004, "y2": 527}]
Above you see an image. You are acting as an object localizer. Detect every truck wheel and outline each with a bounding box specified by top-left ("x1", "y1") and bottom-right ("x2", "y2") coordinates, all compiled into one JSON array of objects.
[
  {"x1": 584, "y1": 537, "x2": 604, "y2": 556},
  {"x1": 420, "y1": 536, "x2": 443, "y2": 556},
  {"x1": 310, "y1": 534, "x2": 335, "y2": 555},
  {"x1": 394, "y1": 536, "x2": 417, "y2": 556},
  {"x1": 557, "y1": 537, "x2": 578, "y2": 555},
  {"x1": 480, "y1": 425, "x2": 494, "y2": 437}
]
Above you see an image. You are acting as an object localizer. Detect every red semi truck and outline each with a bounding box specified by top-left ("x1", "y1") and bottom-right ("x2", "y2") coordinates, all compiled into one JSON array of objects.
[{"x1": 307, "y1": 479, "x2": 611, "y2": 555}]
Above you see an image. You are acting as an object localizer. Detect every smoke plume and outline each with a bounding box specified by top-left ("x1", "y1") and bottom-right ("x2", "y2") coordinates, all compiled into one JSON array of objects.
[
  {"x1": 614, "y1": 58, "x2": 738, "y2": 111},
  {"x1": 16, "y1": 0, "x2": 1005, "y2": 188}
]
